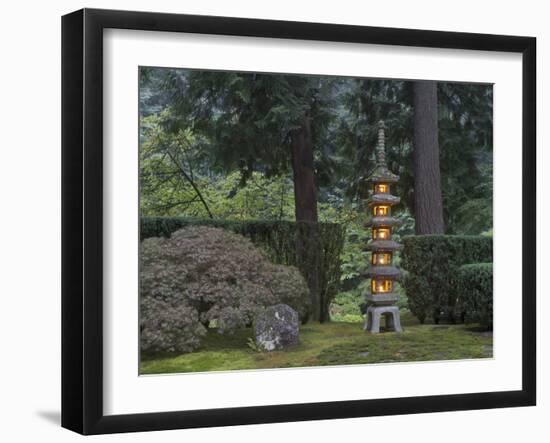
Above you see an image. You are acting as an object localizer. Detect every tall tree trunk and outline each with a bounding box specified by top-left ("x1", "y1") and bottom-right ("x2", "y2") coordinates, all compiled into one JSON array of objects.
[
  {"x1": 290, "y1": 114, "x2": 322, "y2": 322},
  {"x1": 413, "y1": 81, "x2": 445, "y2": 235},
  {"x1": 290, "y1": 115, "x2": 318, "y2": 223}
]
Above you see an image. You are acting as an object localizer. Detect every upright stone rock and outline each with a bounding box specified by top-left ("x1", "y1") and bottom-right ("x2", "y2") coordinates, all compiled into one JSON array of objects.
[
  {"x1": 363, "y1": 121, "x2": 403, "y2": 333},
  {"x1": 254, "y1": 304, "x2": 299, "y2": 351}
]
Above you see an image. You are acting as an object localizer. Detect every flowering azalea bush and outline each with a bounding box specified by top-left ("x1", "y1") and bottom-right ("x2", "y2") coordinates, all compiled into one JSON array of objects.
[{"x1": 140, "y1": 226, "x2": 310, "y2": 353}]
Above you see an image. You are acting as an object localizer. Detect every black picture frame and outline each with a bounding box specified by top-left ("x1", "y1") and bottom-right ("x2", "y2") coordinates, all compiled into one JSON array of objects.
[{"x1": 61, "y1": 8, "x2": 536, "y2": 435}]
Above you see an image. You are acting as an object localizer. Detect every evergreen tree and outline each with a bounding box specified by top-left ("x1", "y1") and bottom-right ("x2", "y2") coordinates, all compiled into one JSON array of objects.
[{"x1": 413, "y1": 80, "x2": 445, "y2": 234}]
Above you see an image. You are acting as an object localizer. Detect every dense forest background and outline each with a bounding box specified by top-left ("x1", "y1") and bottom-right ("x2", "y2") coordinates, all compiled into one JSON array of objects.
[{"x1": 139, "y1": 67, "x2": 493, "y2": 321}]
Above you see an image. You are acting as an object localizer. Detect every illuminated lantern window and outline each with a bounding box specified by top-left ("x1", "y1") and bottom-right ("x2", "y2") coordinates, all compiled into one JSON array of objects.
[
  {"x1": 374, "y1": 183, "x2": 389, "y2": 194},
  {"x1": 373, "y1": 205, "x2": 390, "y2": 216},
  {"x1": 372, "y1": 252, "x2": 392, "y2": 266},
  {"x1": 373, "y1": 228, "x2": 390, "y2": 240},
  {"x1": 371, "y1": 278, "x2": 393, "y2": 294},
  {"x1": 372, "y1": 228, "x2": 390, "y2": 240}
]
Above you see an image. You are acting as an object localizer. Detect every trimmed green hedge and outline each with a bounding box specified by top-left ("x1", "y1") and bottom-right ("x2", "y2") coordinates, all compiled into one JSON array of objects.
[
  {"x1": 141, "y1": 217, "x2": 346, "y2": 322},
  {"x1": 457, "y1": 263, "x2": 493, "y2": 330},
  {"x1": 401, "y1": 235, "x2": 492, "y2": 324}
]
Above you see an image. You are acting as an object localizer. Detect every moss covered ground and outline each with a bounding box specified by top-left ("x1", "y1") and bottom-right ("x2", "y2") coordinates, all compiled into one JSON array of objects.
[{"x1": 140, "y1": 311, "x2": 493, "y2": 375}]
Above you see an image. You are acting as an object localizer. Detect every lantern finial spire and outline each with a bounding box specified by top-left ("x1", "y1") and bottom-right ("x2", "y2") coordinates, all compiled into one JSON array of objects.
[{"x1": 376, "y1": 120, "x2": 386, "y2": 166}]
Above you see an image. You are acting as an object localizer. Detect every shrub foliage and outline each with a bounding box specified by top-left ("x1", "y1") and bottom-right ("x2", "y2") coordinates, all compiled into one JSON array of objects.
[
  {"x1": 457, "y1": 263, "x2": 493, "y2": 329},
  {"x1": 141, "y1": 217, "x2": 345, "y2": 321},
  {"x1": 140, "y1": 226, "x2": 310, "y2": 353},
  {"x1": 401, "y1": 235, "x2": 492, "y2": 324}
]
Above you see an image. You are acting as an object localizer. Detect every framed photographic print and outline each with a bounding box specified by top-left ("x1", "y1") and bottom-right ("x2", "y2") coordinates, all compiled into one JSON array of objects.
[{"x1": 61, "y1": 8, "x2": 536, "y2": 435}]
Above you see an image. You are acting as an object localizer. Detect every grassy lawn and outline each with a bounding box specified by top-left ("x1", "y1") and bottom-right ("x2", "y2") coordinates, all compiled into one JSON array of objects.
[{"x1": 140, "y1": 311, "x2": 492, "y2": 375}]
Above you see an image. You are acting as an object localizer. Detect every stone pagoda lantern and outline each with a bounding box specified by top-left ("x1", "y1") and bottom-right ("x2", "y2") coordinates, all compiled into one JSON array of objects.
[{"x1": 363, "y1": 121, "x2": 403, "y2": 333}]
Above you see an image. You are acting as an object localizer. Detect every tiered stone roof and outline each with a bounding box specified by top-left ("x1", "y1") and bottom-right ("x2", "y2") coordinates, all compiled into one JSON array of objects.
[
  {"x1": 367, "y1": 121, "x2": 399, "y2": 184},
  {"x1": 364, "y1": 239, "x2": 403, "y2": 252},
  {"x1": 365, "y1": 216, "x2": 401, "y2": 228},
  {"x1": 365, "y1": 193, "x2": 401, "y2": 206},
  {"x1": 363, "y1": 265, "x2": 401, "y2": 278}
]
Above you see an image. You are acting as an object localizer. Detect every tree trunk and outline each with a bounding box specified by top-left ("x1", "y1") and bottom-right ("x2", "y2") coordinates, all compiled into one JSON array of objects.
[
  {"x1": 290, "y1": 115, "x2": 323, "y2": 322},
  {"x1": 290, "y1": 115, "x2": 318, "y2": 223},
  {"x1": 413, "y1": 81, "x2": 445, "y2": 234}
]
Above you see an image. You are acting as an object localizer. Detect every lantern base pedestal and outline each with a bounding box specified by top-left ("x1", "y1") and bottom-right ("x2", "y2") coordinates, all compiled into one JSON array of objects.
[{"x1": 364, "y1": 305, "x2": 402, "y2": 333}]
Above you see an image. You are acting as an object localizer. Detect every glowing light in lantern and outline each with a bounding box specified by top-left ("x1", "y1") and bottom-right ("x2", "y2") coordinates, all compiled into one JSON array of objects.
[
  {"x1": 373, "y1": 228, "x2": 390, "y2": 240},
  {"x1": 375, "y1": 183, "x2": 389, "y2": 194},
  {"x1": 372, "y1": 252, "x2": 392, "y2": 266},
  {"x1": 373, "y1": 205, "x2": 390, "y2": 216},
  {"x1": 371, "y1": 278, "x2": 392, "y2": 293}
]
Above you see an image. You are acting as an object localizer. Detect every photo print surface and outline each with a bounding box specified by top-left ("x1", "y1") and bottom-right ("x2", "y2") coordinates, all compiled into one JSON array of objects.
[{"x1": 138, "y1": 67, "x2": 493, "y2": 375}]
